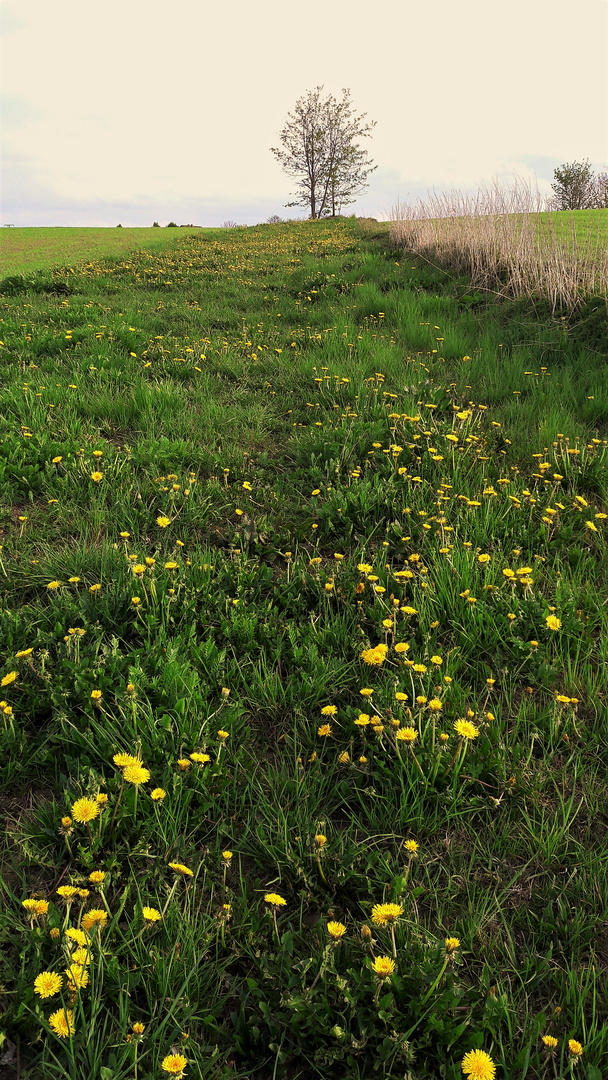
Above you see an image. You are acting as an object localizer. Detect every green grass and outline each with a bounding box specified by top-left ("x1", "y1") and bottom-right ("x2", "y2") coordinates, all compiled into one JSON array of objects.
[
  {"x1": 0, "y1": 226, "x2": 203, "y2": 276},
  {"x1": 1, "y1": 217, "x2": 607, "y2": 1080}
]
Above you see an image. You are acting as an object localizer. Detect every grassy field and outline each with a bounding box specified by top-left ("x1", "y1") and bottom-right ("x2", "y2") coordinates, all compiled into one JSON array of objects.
[
  {"x1": 1, "y1": 218, "x2": 607, "y2": 1080},
  {"x1": 0, "y1": 226, "x2": 203, "y2": 277}
]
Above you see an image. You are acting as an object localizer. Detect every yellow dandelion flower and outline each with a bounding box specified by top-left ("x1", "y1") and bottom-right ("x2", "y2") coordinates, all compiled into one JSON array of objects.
[
  {"x1": 428, "y1": 698, "x2": 443, "y2": 712},
  {"x1": 113, "y1": 752, "x2": 141, "y2": 768},
  {"x1": 142, "y1": 906, "x2": 162, "y2": 922},
  {"x1": 327, "y1": 921, "x2": 347, "y2": 939},
  {"x1": 546, "y1": 614, "x2": 561, "y2": 631},
  {"x1": 355, "y1": 714, "x2": 370, "y2": 726},
  {"x1": 372, "y1": 955, "x2": 395, "y2": 978},
  {"x1": 396, "y1": 727, "x2": 418, "y2": 743},
  {"x1": 156, "y1": 516, "x2": 171, "y2": 527},
  {"x1": 371, "y1": 902, "x2": 403, "y2": 925},
  {"x1": 48, "y1": 1008, "x2": 76, "y2": 1039},
  {"x1": 133, "y1": 1022, "x2": 145, "y2": 1035},
  {"x1": 1, "y1": 671, "x2": 18, "y2": 687},
  {"x1": 461, "y1": 1049, "x2": 495, "y2": 1079},
  {"x1": 122, "y1": 763, "x2": 150, "y2": 786},
  {"x1": 89, "y1": 871, "x2": 106, "y2": 885},
  {"x1": 82, "y1": 909, "x2": 108, "y2": 932},
  {"x1": 161, "y1": 1054, "x2": 188, "y2": 1075},
  {"x1": 320, "y1": 705, "x2": 338, "y2": 715},
  {"x1": 151, "y1": 788, "x2": 166, "y2": 800},
  {"x1": 404, "y1": 839, "x2": 418, "y2": 854},
  {"x1": 65, "y1": 928, "x2": 88, "y2": 946},
  {"x1": 568, "y1": 1040, "x2": 583, "y2": 1057},
  {"x1": 57, "y1": 886, "x2": 80, "y2": 899},
  {"x1": 445, "y1": 937, "x2": 460, "y2": 952},
  {"x1": 189, "y1": 753, "x2": 210, "y2": 764},
  {"x1": 90, "y1": 471, "x2": 103, "y2": 483},
  {"x1": 317, "y1": 724, "x2": 331, "y2": 737},
  {"x1": 542, "y1": 1035, "x2": 558, "y2": 1049},
  {"x1": 65, "y1": 963, "x2": 89, "y2": 990},
  {"x1": 71, "y1": 797, "x2": 100, "y2": 824},
  {"x1": 264, "y1": 893, "x2": 286, "y2": 907},
  {"x1": 452, "y1": 717, "x2": 479, "y2": 740},
  {"x1": 168, "y1": 863, "x2": 193, "y2": 877},
  {"x1": 394, "y1": 642, "x2": 410, "y2": 653},
  {"x1": 359, "y1": 688, "x2": 373, "y2": 697},
  {"x1": 34, "y1": 971, "x2": 63, "y2": 998}
]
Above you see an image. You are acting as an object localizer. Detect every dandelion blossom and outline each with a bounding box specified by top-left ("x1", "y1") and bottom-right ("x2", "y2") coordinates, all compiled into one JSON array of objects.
[
  {"x1": 122, "y1": 763, "x2": 150, "y2": 786},
  {"x1": 161, "y1": 1054, "x2": 188, "y2": 1075},
  {"x1": 48, "y1": 1008, "x2": 76, "y2": 1038},
  {"x1": 372, "y1": 956, "x2": 395, "y2": 978},
  {"x1": 71, "y1": 797, "x2": 100, "y2": 823},
  {"x1": 142, "y1": 906, "x2": 162, "y2": 922},
  {"x1": 317, "y1": 723, "x2": 331, "y2": 737},
  {"x1": 82, "y1": 909, "x2": 108, "y2": 932},
  {"x1": 156, "y1": 516, "x2": 171, "y2": 527},
  {"x1": 371, "y1": 903, "x2": 403, "y2": 926},
  {"x1": 461, "y1": 1049, "x2": 496, "y2": 1079},
  {"x1": 1, "y1": 671, "x2": 17, "y2": 687},
  {"x1": 264, "y1": 893, "x2": 286, "y2": 907},
  {"x1": 113, "y1": 752, "x2": 141, "y2": 768},
  {"x1": 168, "y1": 862, "x2": 193, "y2": 877},
  {"x1": 396, "y1": 727, "x2": 418, "y2": 743},
  {"x1": 445, "y1": 937, "x2": 460, "y2": 952},
  {"x1": 151, "y1": 788, "x2": 166, "y2": 800},
  {"x1": 542, "y1": 1035, "x2": 558, "y2": 1048},
  {"x1": 454, "y1": 719, "x2": 479, "y2": 740},
  {"x1": 546, "y1": 614, "x2": 561, "y2": 631},
  {"x1": 34, "y1": 971, "x2": 63, "y2": 998},
  {"x1": 568, "y1": 1040, "x2": 583, "y2": 1057},
  {"x1": 327, "y1": 921, "x2": 347, "y2": 939},
  {"x1": 404, "y1": 839, "x2": 418, "y2": 854},
  {"x1": 320, "y1": 704, "x2": 338, "y2": 715},
  {"x1": 65, "y1": 963, "x2": 89, "y2": 990}
]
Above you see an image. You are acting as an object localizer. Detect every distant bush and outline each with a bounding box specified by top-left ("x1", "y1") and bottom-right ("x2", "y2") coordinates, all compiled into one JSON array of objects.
[
  {"x1": 152, "y1": 222, "x2": 160, "y2": 227},
  {"x1": 116, "y1": 223, "x2": 122, "y2": 228},
  {"x1": 266, "y1": 214, "x2": 283, "y2": 224},
  {"x1": 167, "y1": 222, "x2": 178, "y2": 228}
]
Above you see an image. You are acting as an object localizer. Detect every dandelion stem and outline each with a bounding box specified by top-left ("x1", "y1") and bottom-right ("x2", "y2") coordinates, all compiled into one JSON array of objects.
[
  {"x1": 419, "y1": 956, "x2": 449, "y2": 1006},
  {"x1": 161, "y1": 878, "x2": 179, "y2": 919},
  {"x1": 109, "y1": 776, "x2": 124, "y2": 831}
]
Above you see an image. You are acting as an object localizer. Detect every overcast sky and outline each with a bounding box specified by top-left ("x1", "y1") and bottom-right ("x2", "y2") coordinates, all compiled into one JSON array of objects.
[{"x1": 1, "y1": 0, "x2": 607, "y2": 227}]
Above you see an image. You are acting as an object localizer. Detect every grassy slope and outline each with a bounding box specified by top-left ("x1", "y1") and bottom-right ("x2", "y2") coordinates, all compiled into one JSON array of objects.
[{"x1": 1, "y1": 218, "x2": 607, "y2": 1079}]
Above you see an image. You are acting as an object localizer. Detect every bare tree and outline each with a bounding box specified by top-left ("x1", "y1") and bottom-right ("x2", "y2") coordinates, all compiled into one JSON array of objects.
[
  {"x1": 270, "y1": 87, "x2": 377, "y2": 219},
  {"x1": 591, "y1": 171, "x2": 608, "y2": 209}
]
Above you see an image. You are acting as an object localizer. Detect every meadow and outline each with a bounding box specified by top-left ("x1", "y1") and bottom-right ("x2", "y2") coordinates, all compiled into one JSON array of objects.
[{"x1": 0, "y1": 214, "x2": 607, "y2": 1080}]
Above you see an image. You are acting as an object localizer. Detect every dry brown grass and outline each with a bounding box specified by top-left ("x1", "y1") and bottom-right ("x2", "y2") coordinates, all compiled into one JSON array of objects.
[{"x1": 389, "y1": 176, "x2": 608, "y2": 312}]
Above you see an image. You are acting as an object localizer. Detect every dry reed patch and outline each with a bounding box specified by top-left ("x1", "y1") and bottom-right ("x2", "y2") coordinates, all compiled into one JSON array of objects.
[{"x1": 389, "y1": 177, "x2": 608, "y2": 312}]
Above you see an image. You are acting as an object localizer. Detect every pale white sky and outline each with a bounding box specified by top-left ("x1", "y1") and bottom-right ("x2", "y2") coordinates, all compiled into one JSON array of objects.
[{"x1": 1, "y1": 0, "x2": 607, "y2": 226}]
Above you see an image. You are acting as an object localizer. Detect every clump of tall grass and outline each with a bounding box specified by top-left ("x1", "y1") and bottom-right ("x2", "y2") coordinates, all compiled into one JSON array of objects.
[{"x1": 389, "y1": 175, "x2": 608, "y2": 313}]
